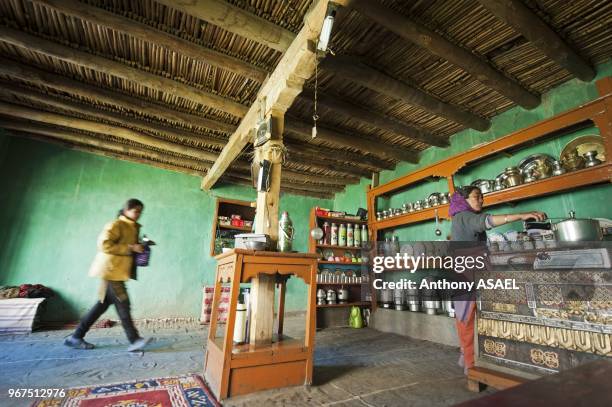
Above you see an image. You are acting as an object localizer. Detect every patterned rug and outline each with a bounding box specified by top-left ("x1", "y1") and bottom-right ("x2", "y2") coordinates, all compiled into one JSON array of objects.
[{"x1": 32, "y1": 374, "x2": 219, "y2": 407}]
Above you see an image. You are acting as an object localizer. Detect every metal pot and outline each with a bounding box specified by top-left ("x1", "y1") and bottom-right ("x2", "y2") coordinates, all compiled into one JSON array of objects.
[
  {"x1": 471, "y1": 179, "x2": 494, "y2": 194},
  {"x1": 501, "y1": 167, "x2": 523, "y2": 187},
  {"x1": 337, "y1": 287, "x2": 349, "y2": 303},
  {"x1": 494, "y1": 178, "x2": 504, "y2": 191},
  {"x1": 561, "y1": 149, "x2": 585, "y2": 172},
  {"x1": 524, "y1": 168, "x2": 537, "y2": 183},
  {"x1": 317, "y1": 289, "x2": 326, "y2": 305},
  {"x1": 552, "y1": 211, "x2": 603, "y2": 242},
  {"x1": 444, "y1": 300, "x2": 455, "y2": 318},
  {"x1": 552, "y1": 160, "x2": 566, "y2": 176},
  {"x1": 394, "y1": 288, "x2": 406, "y2": 310},
  {"x1": 413, "y1": 200, "x2": 423, "y2": 211},
  {"x1": 406, "y1": 288, "x2": 420, "y2": 312},
  {"x1": 428, "y1": 192, "x2": 441, "y2": 206},
  {"x1": 379, "y1": 288, "x2": 394, "y2": 308},
  {"x1": 584, "y1": 150, "x2": 603, "y2": 167},
  {"x1": 439, "y1": 193, "x2": 449, "y2": 205},
  {"x1": 326, "y1": 289, "x2": 337, "y2": 304}
]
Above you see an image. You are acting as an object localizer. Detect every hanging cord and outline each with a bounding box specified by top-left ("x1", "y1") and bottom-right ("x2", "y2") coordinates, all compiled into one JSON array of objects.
[{"x1": 312, "y1": 56, "x2": 319, "y2": 139}]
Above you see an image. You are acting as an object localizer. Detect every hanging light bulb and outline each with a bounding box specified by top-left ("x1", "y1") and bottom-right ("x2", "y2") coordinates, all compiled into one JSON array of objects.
[{"x1": 317, "y1": 5, "x2": 337, "y2": 52}]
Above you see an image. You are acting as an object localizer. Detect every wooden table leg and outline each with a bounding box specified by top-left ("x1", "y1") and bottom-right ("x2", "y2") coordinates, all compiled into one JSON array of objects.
[
  {"x1": 220, "y1": 257, "x2": 243, "y2": 399},
  {"x1": 277, "y1": 281, "x2": 286, "y2": 337},
  {"x1": 208, "y1": 273, "x2": 223, "y2": 341},
  {"x1": 304, "y1": 263, "x2": 317, "y2": 385}
]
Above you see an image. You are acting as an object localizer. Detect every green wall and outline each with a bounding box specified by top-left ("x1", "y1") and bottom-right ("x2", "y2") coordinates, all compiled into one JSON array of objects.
[
  {"x1": 334, "y1": 61, "x2": 612, "y2": 242},
  {"x1": 0, "y1": 135, "x2": 331, "y2": 323}
]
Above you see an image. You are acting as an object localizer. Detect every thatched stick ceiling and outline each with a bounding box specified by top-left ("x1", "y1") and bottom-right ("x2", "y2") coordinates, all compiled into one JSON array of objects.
[{"x1": 0, "y1": 0, "x2": 609, "y2": 197}]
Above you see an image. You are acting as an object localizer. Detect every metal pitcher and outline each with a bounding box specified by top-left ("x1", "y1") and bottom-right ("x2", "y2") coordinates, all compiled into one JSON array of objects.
[{"x1": 278, "y1": 211, "x2": 294, "y2": 252}]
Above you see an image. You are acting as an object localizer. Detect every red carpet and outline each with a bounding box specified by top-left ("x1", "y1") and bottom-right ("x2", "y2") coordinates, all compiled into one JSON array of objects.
[{"x1": 32, "y1": 374, "x2": 219, "y2": 406}]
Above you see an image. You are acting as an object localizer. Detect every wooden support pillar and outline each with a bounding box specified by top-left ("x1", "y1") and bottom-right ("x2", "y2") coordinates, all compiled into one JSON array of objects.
[{"x1": 250, "y1": 109, "x2": 285, "y2": 346}]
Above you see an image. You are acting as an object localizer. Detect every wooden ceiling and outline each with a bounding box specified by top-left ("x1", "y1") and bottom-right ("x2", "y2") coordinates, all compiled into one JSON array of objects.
[{"x1": 0, "y1": 0, "x2": 610, "y2": 199}]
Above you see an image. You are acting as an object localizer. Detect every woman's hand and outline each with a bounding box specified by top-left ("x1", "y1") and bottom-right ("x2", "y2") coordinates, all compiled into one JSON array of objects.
[
  {"x1": 129, "y1": 244, "x2": 145, "y2": 253},
  {"x1": 520, "y1": 211, "x2": 547, "y2": 221}
]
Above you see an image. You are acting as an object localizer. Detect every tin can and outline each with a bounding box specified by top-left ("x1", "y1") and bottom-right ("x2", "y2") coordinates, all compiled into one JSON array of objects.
[{"x1": 331, "y1": 223, "x2": 338, "y2": 246}]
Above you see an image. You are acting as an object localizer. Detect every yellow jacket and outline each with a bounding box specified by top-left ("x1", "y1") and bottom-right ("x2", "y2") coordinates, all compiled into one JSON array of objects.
[{"x1": 88, "y1": 215, "x2": 140, "y2": 281}]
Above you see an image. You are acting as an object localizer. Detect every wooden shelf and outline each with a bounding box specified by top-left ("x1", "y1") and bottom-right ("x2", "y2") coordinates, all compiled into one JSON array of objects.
[
  {"x1": 318, "y1": 260, "x2": 364, "y2": 265},
  {"x1": 315, "y1": 214, "x2": 368, "y2": 224},
  {"x1": 211, "y1": 197, "x2": 255, "y2": 256},
  {"x1": 218, "y1": 224, "x2": 253, "y2": 232},
  {"x1": 372, "y1": 205, "x2": 449, "y2": 230},
  {"x1": 370, "y1": 163, "x2": 611, "y2": 231},
  {"x1": 317, "y1": 301, "x2": 371, "y2": 308},
  {"x1": 310, "y1": 208, "x2": 373, "y2": 327},
  {"x1": 482, "y1": 164, "x2": 610, "y2": 206},
  {"x1": 316, "y1": 244, "x2": 366, "y2": 251}
]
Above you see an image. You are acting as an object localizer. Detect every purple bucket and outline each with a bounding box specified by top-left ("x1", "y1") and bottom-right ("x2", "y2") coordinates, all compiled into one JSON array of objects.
[{"x1": 135, "y1": 245, "x2": 151, "y2": 267}]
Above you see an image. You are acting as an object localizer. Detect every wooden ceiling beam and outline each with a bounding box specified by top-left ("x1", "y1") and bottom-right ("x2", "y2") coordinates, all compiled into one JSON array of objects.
[
  {"x1": 32, "y1": 0, "x2": 268, "y2": 83},
  {"x1": 0, "y1": 59, "x2": 235, "y2": 133},
  {"x1": 286, "y1": 117, "x2": 419, "y2": 163},
  {"x1": 300, "y1": 89, "x2": 449, "y2": 148},
  {"x1": 289, "y1": 143, "x2": 393, "y2": 171},
  {"x1": 0, "y1": 61, "x2": 385, "y2": 176},
  {"x1": 5, "y1": 128, "x2": 207, "y2": 177},
  {"x1": 156, "y1": 0, "x2": 295, "y2": 53},
  {"x1": 222, "y1": 171, "x2": 343, "y2": 194},
  {"x1": 0, "y1": 121, "x2": 344, "y2": 196},
  {"x1": 0, "y1": 82, "x2": 228, "y2": 149},
  {"x1": 0, "y1": 83, "x2": 367, "y2": 179},
  {"x1": 1, "y1": 121, "x2": 210, "y2": 170},
  {"x1": 0, "y1": 26, "x2": 248, "y2": 117},
  {"x1": 221, "y1": 175, "x2": 334, "y2": 199},
  {"x1": 0, "y1": 100, "x2": 220, "y2": 162},
  {"x1": 341, "y1": 0, "x2": 541, "y2": 109},
  {"x1": 285, "y1": 142, "x2": 394, "y2": 171},
  {"x1": 478, "y1": 0, "x2": 595, "y2": 81},
  {"x1": 284, "y1": 148, "x2": 371, "y2": 177},
  {"x1": 321, "y1": 55, "x2": 490, "y2": 131},
  {"x1": 201, "y1": 0, "x2": 331, "y2": 190}
]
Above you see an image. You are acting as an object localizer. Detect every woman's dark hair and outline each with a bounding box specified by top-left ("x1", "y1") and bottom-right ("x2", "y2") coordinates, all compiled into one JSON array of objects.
[
  {"x1": 118, "y1": 198, "x2": 144, "y2": 217},
  {"x1": 456, "y1": 186, "x2": 481, "y2": 199}
]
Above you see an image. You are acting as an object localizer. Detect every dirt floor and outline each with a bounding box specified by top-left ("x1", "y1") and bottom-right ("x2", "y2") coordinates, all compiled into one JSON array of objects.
[{"x1": 0, "y1": 317, "x2": 493, "y2": 406}]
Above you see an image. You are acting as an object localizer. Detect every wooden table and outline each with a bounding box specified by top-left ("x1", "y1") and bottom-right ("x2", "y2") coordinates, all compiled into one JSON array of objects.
[
  {"x1": 204, "y1": 249, "x2": 319, "y2": 401},
  {"x1": 457, "y1": 360, "x2": 612, "y2": 406}
]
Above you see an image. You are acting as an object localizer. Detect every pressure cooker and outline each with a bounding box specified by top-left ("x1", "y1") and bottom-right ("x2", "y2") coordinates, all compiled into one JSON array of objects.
[{"x1": 552, "y1": 211, "x2": 603, "y2": 242}]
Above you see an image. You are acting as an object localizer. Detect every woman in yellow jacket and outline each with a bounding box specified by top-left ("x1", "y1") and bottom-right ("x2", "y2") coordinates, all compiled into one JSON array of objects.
[{"x1": 64, "y1": 199, "x2": 150, "y2": 351}]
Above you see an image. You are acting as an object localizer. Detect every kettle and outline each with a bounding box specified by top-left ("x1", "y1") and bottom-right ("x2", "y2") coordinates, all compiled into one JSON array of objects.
[
  {"x1": 326, "y1": 289, "x2": 337, "y2": 304},
  {"x1": 317, "y1": 288, "x2": 326, "y2": 305},
  {"x1": 337, "y1": 287, "x2": 349, "y2": 303}
]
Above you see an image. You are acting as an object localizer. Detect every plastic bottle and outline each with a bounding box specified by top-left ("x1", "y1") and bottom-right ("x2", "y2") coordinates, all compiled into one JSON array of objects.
[
  {"x1": 331, "y1": 223, "x2": 338, "y2": 246},
  {"x1": 339, "y1": 224, "x2": 347, "y2": 247},
  {"x1": 354, "y1": 224, "x2": 361, "y2": 247},
  {"x1": 347, "y1": 224, "x2": 354, "y2": 247},
  {"x1": 323, "y1": 221, "x2": 331, "y2": 245},
  {"x1": 233, "y1": 293, "x2": 247, "y2": 344},
  {"x1": 361, "y1": 225, "x2": 368, "y2": 247}
]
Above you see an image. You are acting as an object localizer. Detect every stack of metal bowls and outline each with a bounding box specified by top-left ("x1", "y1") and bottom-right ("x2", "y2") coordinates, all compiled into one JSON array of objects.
[
  {"x1": 406, "y1": 287, "x2": 420, "y2": 312},
  {"x1": 421, "y1": 277, "x2": 440, "y2": 315},
  {"x1": 379, "y1": 288, "x2": 394, "y2": 308},
  {"x1": 394, "y1": 288, "x2": 407, "y2": 311}
]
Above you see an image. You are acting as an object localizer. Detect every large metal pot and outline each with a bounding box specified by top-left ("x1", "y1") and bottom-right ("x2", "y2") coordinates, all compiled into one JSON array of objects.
[
  {"x1": 497, "y1": 167, "x2": 523, "y2": 188},
  {"x1": 552, "y1": 211, "x2": 603, "y2": 242},
  {"x1": 471, "y1": 179, "x2": 494, "y2": 194}
]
